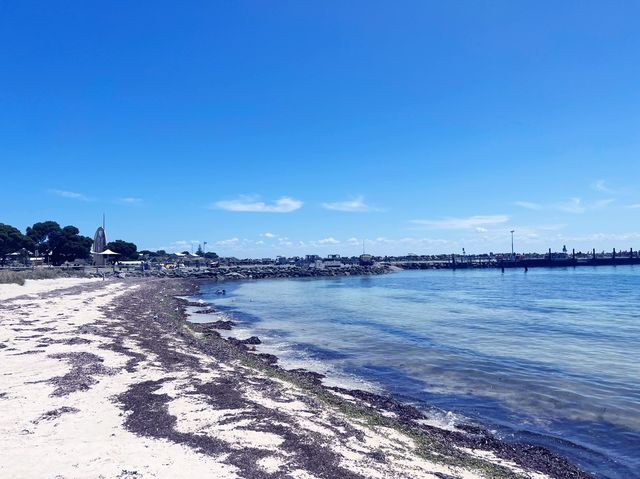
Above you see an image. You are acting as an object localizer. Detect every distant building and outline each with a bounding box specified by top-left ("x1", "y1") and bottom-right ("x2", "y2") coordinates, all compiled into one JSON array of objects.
[
  {"x1": 324, "y1": 254, "x2": 343, "y2": 268},
  {"x1": 324, "y1": 260, "x2": 343, "y2": 268},
  {"x1": 29, "y1": 257, "x2": 46, "y2": 266},
  {"x1": 359, "y1": 240, "x2": 374, "y2": 266},
  {"x1": 359, "y1": 253, "x2": 374, "y2": 266}
]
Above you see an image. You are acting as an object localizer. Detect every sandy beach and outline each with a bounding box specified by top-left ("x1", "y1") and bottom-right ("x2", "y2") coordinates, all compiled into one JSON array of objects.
[{"x1": 0, "y1": 278, "x2": 591, "y2": 479}]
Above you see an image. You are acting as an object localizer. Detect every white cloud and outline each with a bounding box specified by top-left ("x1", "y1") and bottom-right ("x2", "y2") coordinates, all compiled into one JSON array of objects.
[
  {"x1": 592, "y1": 179, "x2": 617, "y2": 194},
  {"x1": 592, "y1": 198, "x2": 616, "y2": 209},
  {"x1": 151, "y1": 223, "x2": 637, "y2": 257},
  {"x1": 151, "y1": 240, "x2": 200, "y2": 253},
  {"x1": 411, "y1": 215, "x2": 510, "y2": 230},
  {"x1": 119, "y1": 197, "x2": 143, "y2": 204},
  {"x1": 363, "y1": 236, "x2": 452, "y2": 253},
  {"x1": 216, "y1": 237, "x2": 240, "y2": 246},
  {"x1": 261, "y1": 232, "x2": 277, "y2": 238},
  {"x1": 627, "y1": 204, "x2": 640, "y2": 209},
  {"x1": 514, "y1": 201, "x2": 542, "y2": 210},
  {"x1": 48, "y1": 189, "x2": 92, "y2": 201},
  {"x1": 555, "y1": 197, "x2": 614, "y2": 214},
  {"x1": 173, "y1": 240, "x2": 199, "y2": 246},
  {"x1": 322, "y1": 196, "x2": 382, "y2": 212},
  {"x1": 553, "y1": 232, "x2": 640, "y2": 243},
  {"x1": 556, "y1": 197, "x2": 586, "y2": 214},
  {"x1": 213, "y1": 195, "x2": 302, "y2": 213},
  {"x1": 317, "y1": 237, "x2": 340, "y2": 245},
  {"x1": 517, "y1": 197, "x2": 615, "y2": 214}
]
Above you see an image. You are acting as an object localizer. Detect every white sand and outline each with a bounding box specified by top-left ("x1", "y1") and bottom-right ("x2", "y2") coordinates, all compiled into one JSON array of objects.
[
  {"x1": 0, "y1": 280, "x2": 235, "y2": 478},
  {"x1": 0, "y1": 277, "x2": 101, "y2": 301},
  {"x1": 0, "y1": 279, "x2": 551, "y2": 479}
]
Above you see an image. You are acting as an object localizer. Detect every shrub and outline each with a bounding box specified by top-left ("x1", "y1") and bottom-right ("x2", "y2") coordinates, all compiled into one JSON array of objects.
[
  {"x1": 0, "y1": 268, "x2": 88, "y2": 285},
  {"x1": 0, "y1": 271, "x2": 26, "y2": 285}
]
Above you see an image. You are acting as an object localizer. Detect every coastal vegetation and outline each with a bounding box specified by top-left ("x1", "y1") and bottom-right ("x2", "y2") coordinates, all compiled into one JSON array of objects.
[
  {"x1": 0, "y1": 219, "x2": 217, "y2": 267},
  {"x1": 0, "y1": 221, "x2": 93, "y2": 266},
  {"x1": 0, "y1": 223, "x2": 30, "y2": 265},
  {"x1": 0, "y1": 220, "x2": 142, "y2": 266},
  {"x1": 105, "y1": 239, "x2": 139, "y2": 260}
]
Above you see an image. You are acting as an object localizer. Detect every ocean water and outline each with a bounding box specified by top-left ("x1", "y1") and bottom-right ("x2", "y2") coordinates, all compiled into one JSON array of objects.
[{"x1": 194, "y1": 266, "x2": 640, "y2": 478}]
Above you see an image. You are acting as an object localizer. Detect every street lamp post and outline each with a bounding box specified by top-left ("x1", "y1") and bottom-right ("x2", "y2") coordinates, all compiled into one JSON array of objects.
[{"x1": 510, "y1": 230, "x2": 515, "y2": 261}]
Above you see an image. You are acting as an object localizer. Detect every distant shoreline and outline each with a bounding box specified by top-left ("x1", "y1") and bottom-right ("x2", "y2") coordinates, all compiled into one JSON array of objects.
[{"x1": 4, "y1": 254, "x2": 640, "y2": 284}]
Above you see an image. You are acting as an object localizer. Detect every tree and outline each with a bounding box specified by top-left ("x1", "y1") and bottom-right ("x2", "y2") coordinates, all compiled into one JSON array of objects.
[
  {"x1": 106, "y1": 240, "x2": 139, "y2": 260},
  {"x1": 49, "y1": 226, "x2": 93, "y2": 265},
  {"x1": 196, "y1": 244, "x2": 204, "y2": 256},
  {"x1": 203, "y1": 251, "x2": 218, "y2": 259},
  {"x1": 26, "y1": 221, "x2": 61, "y2": 257},
  {"x1": 0, "y1": 223, "x2": 30, "y2": 264}
]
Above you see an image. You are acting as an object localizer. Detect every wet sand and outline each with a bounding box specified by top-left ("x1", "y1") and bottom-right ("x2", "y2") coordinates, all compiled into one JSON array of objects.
[{"x1": 0, "y1": 278, "x2": 592, "y2": 478}]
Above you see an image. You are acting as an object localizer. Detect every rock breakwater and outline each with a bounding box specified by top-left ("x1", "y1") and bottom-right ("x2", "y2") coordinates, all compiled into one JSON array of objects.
[{"x1": 90, "y1": 264, "x2": 391, "y2": 281}]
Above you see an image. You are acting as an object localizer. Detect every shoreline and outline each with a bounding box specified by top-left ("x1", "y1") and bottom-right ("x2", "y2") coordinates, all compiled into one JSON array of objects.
[
  {"x1": 0, "y1": 277, "x2": 594, "y2": 478},
  {"x1": 183, "y1": 278, "x2": 594, "y2": 479},
  {"x1": 195, "y1": 271, "x2": 640, "y2": 479}
]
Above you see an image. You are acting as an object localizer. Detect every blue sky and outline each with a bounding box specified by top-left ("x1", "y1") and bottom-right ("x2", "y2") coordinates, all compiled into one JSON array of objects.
[{"x1": 1, "y1": 1, "x2": 639, "y2": 257}]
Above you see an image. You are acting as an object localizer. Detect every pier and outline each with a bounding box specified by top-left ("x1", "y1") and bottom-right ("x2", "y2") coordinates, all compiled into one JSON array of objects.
[{"x1": 386, "y1": 248, "x2": 640, "y2": 270}]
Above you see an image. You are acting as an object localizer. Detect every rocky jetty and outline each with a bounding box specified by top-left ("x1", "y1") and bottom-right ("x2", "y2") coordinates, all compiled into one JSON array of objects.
[{"x1": 89, "y1": 264, "x2": 391, "y2": 281}]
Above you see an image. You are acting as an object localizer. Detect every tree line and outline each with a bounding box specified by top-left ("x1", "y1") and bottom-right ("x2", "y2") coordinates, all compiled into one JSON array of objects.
[{"x1": 0, "y1": 221, "x2": 141, "y2": 266}]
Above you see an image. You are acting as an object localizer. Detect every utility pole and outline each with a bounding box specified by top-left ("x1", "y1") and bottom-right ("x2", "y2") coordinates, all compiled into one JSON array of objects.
[
  {"x1": 510, "y1": 230, "x2": 515, "y2": 261},
  {"x1": 203, "y1": 241, "x2": 207, "y2": 255}
]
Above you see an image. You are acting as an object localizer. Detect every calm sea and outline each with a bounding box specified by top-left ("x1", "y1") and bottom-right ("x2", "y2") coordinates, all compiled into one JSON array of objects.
[{"x1": 193, "y1": 266, "x2": 640, "y2": 478}]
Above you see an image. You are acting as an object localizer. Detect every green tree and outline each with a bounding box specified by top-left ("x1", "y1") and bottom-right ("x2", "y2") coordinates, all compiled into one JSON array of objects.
[
  {"x1": 106, "y1": 240, "x2": 139, "y2": 260},
  {"x1": 26, "y1": 221, "x2": 61, "y2": 257},
  {"x1": 196, "y1": 244, "x2": 204, "y2": 256},
  {"x1": 49, "y1": 226, "x2": 93, "y2": 265},
  {"x1": 0, "y1": 223, "x2": 30, "y2": 264}
]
